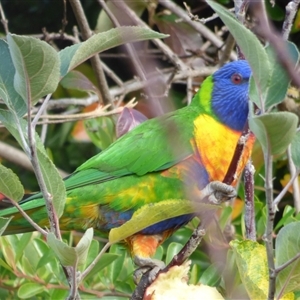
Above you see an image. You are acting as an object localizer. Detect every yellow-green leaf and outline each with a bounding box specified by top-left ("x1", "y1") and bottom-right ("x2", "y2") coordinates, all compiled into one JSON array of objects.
[
  {"x1": 0, "y1": 164, "x2": 24, "y2": 202},
  {"x1": 230, "y1": 240, "x2": 268, "y2": 299},
  {"x1": 109, "y1": 200, "x2": 218, "y2": 243}
]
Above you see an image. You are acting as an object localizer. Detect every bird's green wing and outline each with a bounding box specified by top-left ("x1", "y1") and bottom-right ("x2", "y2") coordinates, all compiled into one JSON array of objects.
[{"x1": 65, "y1": 105, "x2": 200, "y2": 190}]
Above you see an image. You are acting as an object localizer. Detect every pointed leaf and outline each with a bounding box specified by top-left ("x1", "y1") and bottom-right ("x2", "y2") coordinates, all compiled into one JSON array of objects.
[
  {"x1": 75, "y1": 227, "x2": 93, "y2": 266},
  {"x1": 291, "y1": 131, "x2": 300, "y2": 168},
  {"x1": 116, "y1": 107, "x2": 148, "y2": 138},
  {"x1": 7, "y1": 34, "x2": 60, "y2": 104},
  {"x1": 95, "y1": 0, "x2": 147, "y2": 33},
  {"x1": 230, "y1": 240, "x2": 268, "y2": 299},
  {"x1": 207, "y1": 0, "x2": 271, "y2": 109},
  {"x1": 249, "y1": 112, "x2": 298, "y2": 156},
  {"x1": 84, "y1": 116, "x2": 116, "y2": 150},
  {"x1": 60, "y1": 70, "x2": 99, "y2": 94},
  {"x1": 17, "y1": 283, "x2": 46, "y2": 299},
  {"x1": 84, "y1": 253, "x2": 120, "y2": 281},
  {"x1": 0, "y1": 164, "x2": 24, "y2": 201},
  {"x1": 0, "y1": 39, "x2": 27, "y2": 116},
  {"x1": 276, "y1": 221, "x2": 300, "y2": 295},
  {"x1": 264, "y1": 42, "x2": 299, "y2": 109},
  {"x1": 109, "y1": 200, "x2": 218, "y2": 243},
  {"x1": 60, "y1": 26, "x2": 168, "y2": 77},
  {"x1": 0, "y1": 109, "x2": 66, "y2": 217},
  {"x1": 47, "y1": 233, "x2": 77, "y2": 266}
]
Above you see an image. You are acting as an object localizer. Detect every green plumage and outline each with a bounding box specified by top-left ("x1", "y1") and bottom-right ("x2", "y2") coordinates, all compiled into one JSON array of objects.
[{"x1": 0, "y1": 61, "x2": 253, "y2": 256}]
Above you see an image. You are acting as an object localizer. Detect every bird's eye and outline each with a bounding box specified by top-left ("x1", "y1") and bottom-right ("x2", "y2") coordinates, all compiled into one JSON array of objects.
[{"x1": 231, "y1": 73, "x2": 243, "y2": 84}]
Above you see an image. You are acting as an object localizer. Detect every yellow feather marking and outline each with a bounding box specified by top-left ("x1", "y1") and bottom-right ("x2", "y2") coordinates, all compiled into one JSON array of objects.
[
  {"x1": 193, "y1": 114, "x2": 254, "y2": 185},
  {"x1": 60, "y1": 197, "x2": 100, "y2": 230}
]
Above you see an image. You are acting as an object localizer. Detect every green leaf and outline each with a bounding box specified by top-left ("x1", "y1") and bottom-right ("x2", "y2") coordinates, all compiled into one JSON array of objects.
[
  {"x1": 249, "y1": 112, "x2": 298, "y2": 156},
  {"x1": 95, "y1": 0, "x2": 147, "y2": 33},
  {"x1": 48, "y1": 228, "x2": 93, "y2": 267},
  {"x1": 7, "y1": 34, "x2": 60, "y2": 105},
  {"x1": 264, "y1": 42, "x2": 299, "y2": 109},
  {"x1": 166, "y1": 242, "x2": 182, "y2": 265},
  {"x1": 291, "y1": 131, "x2": 300, "y2": 168},
  {"x1": 0, "y1": 109, "x2": 66, "y2": 217},
  {"x1": 60, "y1": 26, "x2": 168, "y2": 77},
  {"x1": 17, "y1": 283, "x2": 46, "y2": 299},
  {"x1": 230, "y1": 240, "x2": 268, "y2": 299},
  {"x1": 275, "y1": 221, "x2": 300, "y2": 295},
  {"x1": 109, "y1": 200, "x2": 218, "y2": 243},
  {"x1": 199, "y1": 263, "x2": 222, "y2": 286},
  {"x1": 60, "y1": 70, "x2": 99, "y2": 94},
  {"x1": 75, "y1": 227, "x2": 94, "y2": 266},
  {"x1": 15, "y1": 233, "x2": 32, "y2": 262},
  {"x1": 107, "y1": 244, "x2": 126, "y2": 283},
  {"x1": 0, "y1": 39, "x2": 27, "y2": 116},
  {"x1": 47, "y1": 233, "x2": 77, "y2": 266},
  {"x1": 206, "y1": 0, "x2": 271, "y2": 109},
  {"x1": 0, "y1": 164, "x2": 24, "y2": 201},
  {"x1": 84, "y1": 116, "x2": 116, "y2": 150},
  {"x1": 84, "y1": 253, "x2": 120, "y2": 281}
]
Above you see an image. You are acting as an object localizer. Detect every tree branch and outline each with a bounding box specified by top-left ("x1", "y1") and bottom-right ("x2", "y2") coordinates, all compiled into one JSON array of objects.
[{"x1": 68, "y1": 0, "x2": 113, "y2": 107}]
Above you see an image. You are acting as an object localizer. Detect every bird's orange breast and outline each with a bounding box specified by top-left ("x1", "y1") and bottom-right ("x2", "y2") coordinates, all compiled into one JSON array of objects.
[{"x1": 192, "y1": 114, "x2": 255, "y2": 186}]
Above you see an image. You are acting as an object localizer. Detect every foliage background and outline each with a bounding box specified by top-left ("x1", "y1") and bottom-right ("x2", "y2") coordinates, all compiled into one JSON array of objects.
[{"x1": 0, "y1": 0, "x2": 300, "y2": 299}]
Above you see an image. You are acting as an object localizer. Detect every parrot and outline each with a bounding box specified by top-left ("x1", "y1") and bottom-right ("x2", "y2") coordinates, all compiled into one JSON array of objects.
[{"x1": 0, "y1": 60, "x2": 254, "y2": 271}]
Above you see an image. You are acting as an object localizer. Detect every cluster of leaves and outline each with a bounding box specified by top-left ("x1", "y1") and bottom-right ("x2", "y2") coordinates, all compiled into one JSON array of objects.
[
  {"x1": 0, "y1": 0, "x2": 300, "y2": 299},
  {"x1": 0, "y1": 27, "x2": 167, "y2": 299}
]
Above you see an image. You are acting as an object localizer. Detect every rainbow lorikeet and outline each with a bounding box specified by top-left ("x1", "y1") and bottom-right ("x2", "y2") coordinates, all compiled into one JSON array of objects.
[{"x1": 0, "y1": 60, "x2": 254, "y2": 269}]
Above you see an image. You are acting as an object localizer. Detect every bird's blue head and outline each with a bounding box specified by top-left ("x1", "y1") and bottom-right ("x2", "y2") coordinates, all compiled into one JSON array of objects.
[{"x1": 211, "y1": 60, "x2": 251, "y2": 131}]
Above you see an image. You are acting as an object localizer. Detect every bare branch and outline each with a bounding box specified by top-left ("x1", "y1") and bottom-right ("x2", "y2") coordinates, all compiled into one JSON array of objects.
[
  {"x1": 251, "y1": 1, "x2": 300, "y2": 89},
  {"x1": 158, "y1": 0, "x2": 237, "y2": 60},
  {"x1": 282, "y1": 0, "x2": 300, "y2": 40},
  {"x1": 244, "y1": 161, "x2": 256, "y2": 241},
  {"x1": 0, "y1": 1, "x2": 9, "y2": 34},
  {"x1": 0, "y1": 141, "x2": 68, "y2": 177},
  {"x1": 68, "y1": 0, "x2": 113, "y2": 107}
]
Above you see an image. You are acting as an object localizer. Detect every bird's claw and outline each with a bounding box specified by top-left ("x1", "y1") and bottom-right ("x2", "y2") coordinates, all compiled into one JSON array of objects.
[
  {"x1": 202, "y1": 181, "x2": 236, "y2": 204},
  {"x1": 133, "y1": 256, "x2": 165, "y2": 284}
]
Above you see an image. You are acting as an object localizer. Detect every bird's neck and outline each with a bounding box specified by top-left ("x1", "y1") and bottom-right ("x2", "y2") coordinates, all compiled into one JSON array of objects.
[{"x1": 191, "y1": 76, "x2": 248, "y2": 132}]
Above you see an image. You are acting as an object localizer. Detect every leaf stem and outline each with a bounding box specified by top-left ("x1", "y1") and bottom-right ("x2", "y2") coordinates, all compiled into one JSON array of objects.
[
  {"x1": 7, "y1": 198, "x2": 47, "y2": 236},
  {"x1": 264, "y1": 146, "x2": 276, "y2": 300},
  {"x1": 244, "y1": 161, "x2": 256, "y2": 241},
  {"x1": 80, "y1": 242, "x2": 112, "y2": 281}
]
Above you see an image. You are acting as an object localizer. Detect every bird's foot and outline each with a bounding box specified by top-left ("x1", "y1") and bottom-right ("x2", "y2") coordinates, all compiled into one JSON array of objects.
[
  {"x1": 133, "y1": 256, "x2": 165, "y2": 284},
  {"x1": 202, "y1": 181, "x2": 236, "y2": 204}
]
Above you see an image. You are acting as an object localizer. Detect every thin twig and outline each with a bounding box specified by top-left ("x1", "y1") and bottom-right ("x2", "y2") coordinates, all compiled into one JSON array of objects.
[
  {"x1": 7, "y1": 198, "x2": 48, "y2": 236},
  {"x1": 68, "y1": 0, "x2": 113, "y2": 107},
  {"x1": 31, "y1": 31, "x2": 80, "y2": 44},
  {"x1": 264, "y1": 146, "x2": 276, "y2": 300},
  {"x1": 158, "y1": 0, "x2": 237, "y2": 60},
  {"x1": 43, "y1": 66, "x2": 216, "y2": 110},
  {"x1": 0, "y1": 1, "x2": 9, "y2": 34},
  {"x1": 0, "y1": 141, "x2": 68, "y2": 177},
  {"x1": 273, "y1": 166, "x2": 300, "y2": 207},
  {"x1": 251, "y1": 1, "x2": 300, "y2": 89},
  {"x1": 287, "y1": 147, "x2": 300, "y2": 212},
  {"x1": 99, "y1": 0, "x2": 164, "y2": 116},
  {"x1": 275, "y1": 252, "x2": 300, "y2": 275},
  {"x1": 282, "y1": 0, "x2": 300, "y2": 40},
  {"x1": 67, "y1": 260, "x2": 80, "y2": 300},
  {"x1": 61, "y1": 0, "x2": 68, "y2": 34},
  {"x1": 244, "y1": 161, "x2": 256, "y2": 241},
  {"x1": 32, "y1": 93, "x2": 52, "y2": 128},
  {"x1": 80, "y1": 242, "x2": 111, "y2": 281}
]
